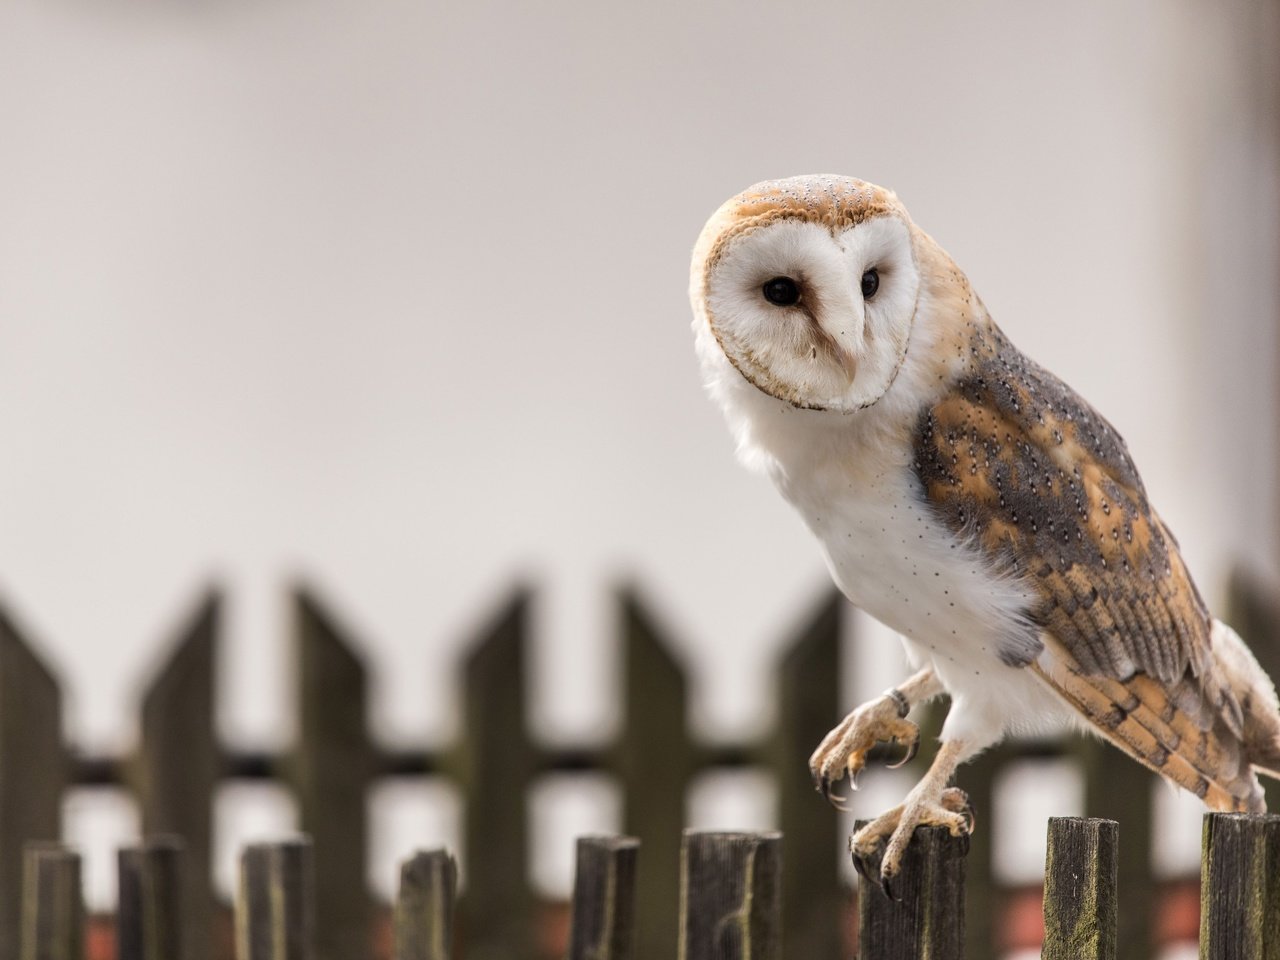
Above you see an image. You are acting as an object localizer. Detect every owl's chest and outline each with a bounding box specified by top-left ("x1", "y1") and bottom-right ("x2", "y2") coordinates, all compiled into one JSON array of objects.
[{"x1": 771, "y1": 453, "x2": 1031, "y2": 667}]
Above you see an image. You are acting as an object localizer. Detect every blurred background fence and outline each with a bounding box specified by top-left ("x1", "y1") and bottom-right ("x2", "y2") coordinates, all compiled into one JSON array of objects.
[{"x1": 0, "y1": 569, "x2": 1276, "y2": 960}]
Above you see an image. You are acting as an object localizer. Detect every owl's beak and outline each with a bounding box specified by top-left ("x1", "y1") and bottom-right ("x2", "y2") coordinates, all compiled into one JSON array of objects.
[
  {"x1": 808, "y1": 316, "x2": 858, "y2": 385},
  {"x1": 833, "y1": 343, "x2": 858, "y2": 384}
]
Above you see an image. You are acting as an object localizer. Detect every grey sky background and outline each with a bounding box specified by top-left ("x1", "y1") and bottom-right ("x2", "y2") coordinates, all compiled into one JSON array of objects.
[{"x1": 2, "y1": 0, "x2": 1277, "y2": 913}]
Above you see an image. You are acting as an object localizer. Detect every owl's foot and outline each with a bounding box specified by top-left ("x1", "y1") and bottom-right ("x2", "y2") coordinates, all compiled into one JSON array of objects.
[
  {"x1": 849, "y1": 786, "x2": 974, "y2": 898},
  {"x1": 808, "y1": 692, "x2": 920, "y2": 808}
]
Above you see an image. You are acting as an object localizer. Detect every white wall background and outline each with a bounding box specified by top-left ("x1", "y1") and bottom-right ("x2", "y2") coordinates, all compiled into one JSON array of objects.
[{"x1": 2, "y1": 0, "x2": 1278, "y2": 915}]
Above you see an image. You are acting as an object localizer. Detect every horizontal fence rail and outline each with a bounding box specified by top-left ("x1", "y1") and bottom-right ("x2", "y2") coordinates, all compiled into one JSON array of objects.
[
  {"x1": 14, "y1": 816, "x2": 1280, "y2": 960},
  {"x1": 0, "y1": 569, "x2": 1272, "y2": 959}
]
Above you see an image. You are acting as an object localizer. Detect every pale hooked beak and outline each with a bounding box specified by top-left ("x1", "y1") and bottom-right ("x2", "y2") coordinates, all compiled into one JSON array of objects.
[
  {"x1": 833, "y1": 343, "x2": 858, "y2": 384},
  {"x1": 806, "y1": 314, "x2": 858, "y2": 385}
]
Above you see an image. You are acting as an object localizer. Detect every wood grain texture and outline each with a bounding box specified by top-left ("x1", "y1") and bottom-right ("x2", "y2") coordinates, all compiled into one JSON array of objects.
[
  {"x1": 678, "y1": 832, "x2": 781, "y2": 960},
  {"x1": 1041, "y1": 817, "x2": 1117, "y2": 960},
  {"x1": 20, "y1": 844, "x2": 82, "y2": 960},
  {"x1": 567, "y1": 836, "x2": 639, "y2": 960},
  {"x1": 856, "y1": 823, "x2": 966, "y2": 960},
  {"x1": 1199, "y1": 813, "x2": 1280, "y2": 960},
  {"x1": 393, "y1": 850, "x2": 457, "y2": 960},
  {"x1": 117, "y1": 838, "x2": 185, "y2": 960},
  {"x1": 236, "y1": 840, "x2": 314, "y2": 960}
]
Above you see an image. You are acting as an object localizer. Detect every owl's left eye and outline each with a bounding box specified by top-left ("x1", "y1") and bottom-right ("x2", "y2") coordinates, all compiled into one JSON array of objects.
[{"x1": 861, "y1": 268, "x2": 880, "y2": 299}]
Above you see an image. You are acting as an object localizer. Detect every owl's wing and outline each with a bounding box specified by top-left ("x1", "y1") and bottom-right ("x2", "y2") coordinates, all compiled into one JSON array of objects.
[{"x1": 913, "y1": 322, "x2": 1261, "y2": 810}]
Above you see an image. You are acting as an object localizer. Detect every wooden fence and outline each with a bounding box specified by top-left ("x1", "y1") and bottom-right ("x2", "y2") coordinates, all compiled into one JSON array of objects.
[
  {"x1": 16, "y1": 815, "x2": 1280, "y2": 960},
  {"x1": 0, "y1": 570, "x2": 1276, "y2": 960}
]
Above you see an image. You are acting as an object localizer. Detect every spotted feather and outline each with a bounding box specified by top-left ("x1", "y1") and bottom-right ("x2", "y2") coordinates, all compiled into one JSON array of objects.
[{"x1": 914, "y1": 320, "x2": 1276, "y2": 809}]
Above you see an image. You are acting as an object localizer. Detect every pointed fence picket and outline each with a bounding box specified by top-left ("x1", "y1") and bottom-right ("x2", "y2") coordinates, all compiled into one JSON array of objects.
[{"x1": 0, "y1": 569, "x2": 1272, "y2": 959}]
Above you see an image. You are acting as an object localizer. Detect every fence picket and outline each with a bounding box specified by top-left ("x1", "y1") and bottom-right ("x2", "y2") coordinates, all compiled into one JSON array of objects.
[
  {"x1": 0, "y1": 609, "x2": 65, "y2": 960},
  {"x1": 0, "y1": 611, "x2": 65, "y2": 960},
  {"x1": 20, "y1": 844, "x2": 82, "y2": 960},
  {"x1": 117, "y1": 837, "x2": 185, "y2": 960},
  {"x1": 393, "y1": 849, "x2": 457, "y2": 960},
  {"x1": 567, "y1": 836, "x2": 639, "y2": 960},
  {"x1": 1041, "y1": 817, "x2": 1117, "y2": 960},
  {"x1": 292, "y1": 591, "x2": 374, "y2": 960},
  {"x1": 136, "y1": 595, "x2": 218, "y2": 960},
  {"x1": 855, "y1": 824, "x2": 967, "y2": 960},
  {"x1": 236, "y1": 840, "x2": 314, "y2": 960},
  {"x1": 459, "y1": 591, "x2": 536, "y2": 960},
  {"x1": 678, "y1": 831, "x2": 782, "y2": 960},
  {"x1": 772, "y1": 591, "x2": 844, "y2": 960},
  {"x1": 618, "y1": 592, "x2": 695, "y2": 960},
  {"x1": 5, "y1": 578, "x2": 1280, "y2": 958},
  {"x1": 1078, "y1": 738, "x2": 1156, "y2": 959},
  {"x1": 1199, "y1": 812, "x2": 1280, "y2": 959}
]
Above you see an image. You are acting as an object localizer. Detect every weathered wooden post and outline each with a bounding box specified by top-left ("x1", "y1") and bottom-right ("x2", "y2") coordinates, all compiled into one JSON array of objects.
[
  {"x1": 117, "y1": 837, "x2": 186, "y2": 960},
  {"x1": 0, "y1": 607, "x2": 65, "y2": 960},
  {"x1": 567, "y1": 836, "x2": 639, "y2": 960},
  {"x1": 1041, "y1": 817, "x2": 1117, "y2": 960},
  {"x1": 458, "y1": 592, "x2": 537, "y2": 960},
  {"x1": 1199, "y1": 812, "x2": 1280, "y2": 959},
  {"x1": 856, "y1": 824, "x2": 967, "y2": 960},
  {"x1": 772, "y1": 590, "x2": 844, "y2": 960},
  {"x1": 236, "y1": 839, "x2": 315, "y2": 960},
  {"x1": 291, "y1": 590, "x2": 374, "y2": 960},
  {"x1": 678, "y1": 831, "x2": 782, "y2": 960},
  {"x1": 393, "y1": 849, "x2": 457, "y2": 960},
  {"x1": 20, "y1": 843, "x2": 82, "y2": 960},
  {"x1": 135, "y1": 594, "x2": 218, "y2": 960},
  {"x1": 1078, "y1": 737, "x2": 1154, "y2": 958},
  {"x1": 617, "y1": 592, "x2": 696, "y2": 960}
]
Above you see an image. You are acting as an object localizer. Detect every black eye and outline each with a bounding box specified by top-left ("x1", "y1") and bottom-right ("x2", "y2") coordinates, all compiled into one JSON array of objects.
[
  {"x1": 761, "y1": 276, "x2": 800, "y2": 306},
  {"x1": 860, "y1": 268, "x2": 880, "y2": 299}
]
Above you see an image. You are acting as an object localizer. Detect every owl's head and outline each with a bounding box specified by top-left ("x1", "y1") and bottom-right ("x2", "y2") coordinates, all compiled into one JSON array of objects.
[{"x1": 690, "y1": 175, "x2": 923, "y2": 413}]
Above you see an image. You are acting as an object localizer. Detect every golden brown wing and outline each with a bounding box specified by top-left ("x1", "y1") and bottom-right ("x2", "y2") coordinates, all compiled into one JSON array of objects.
[{"x1": 913, "y1": 320, "x2": 1261, "y2": 810}]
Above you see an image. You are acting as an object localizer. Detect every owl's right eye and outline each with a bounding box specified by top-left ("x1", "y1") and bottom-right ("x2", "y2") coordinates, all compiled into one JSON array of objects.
[{"x1": 761, "y1": 277, "x2": 800, "y2": 306}]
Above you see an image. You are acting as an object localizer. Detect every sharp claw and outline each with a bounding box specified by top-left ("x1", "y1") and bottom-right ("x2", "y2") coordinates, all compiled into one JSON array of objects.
[
  {"x1": 880, "y1": 870, "x2": 897, "y2": 901},
  {"x1": 887, "y1": 736, "x2": 919, "y2": 769},
  {"x1": 852, "y1": 853, "x2": 869, "y2": 883}
]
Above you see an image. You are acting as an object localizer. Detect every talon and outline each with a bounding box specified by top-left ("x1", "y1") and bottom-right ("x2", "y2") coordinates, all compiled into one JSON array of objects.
[
  {"x1": 887, "y1": 736, "x2": 919, "y2": 769},
  {"x1": 879, "y1": 870, "x2": 897, "y2": 901},
  {"x1": 941, "y1": 787, "x2": 976, "y2": 834},
  {"x1": 852, "y1": 853, "x2": 870, "y2": 883}
]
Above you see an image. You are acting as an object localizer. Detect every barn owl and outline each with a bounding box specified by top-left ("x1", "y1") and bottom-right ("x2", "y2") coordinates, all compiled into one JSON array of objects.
[{"x1": 689, "y1": 175, "x2": 1280, "y2": 890}]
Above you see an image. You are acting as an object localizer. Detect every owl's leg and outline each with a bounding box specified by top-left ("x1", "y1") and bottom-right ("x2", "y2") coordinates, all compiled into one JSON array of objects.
[
  {"x1": 849, "y1": 737, "x2": 976, "y2": 895},
  {"x1": 808, "y1": 667, "x2": 943, "y2": 806}
]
